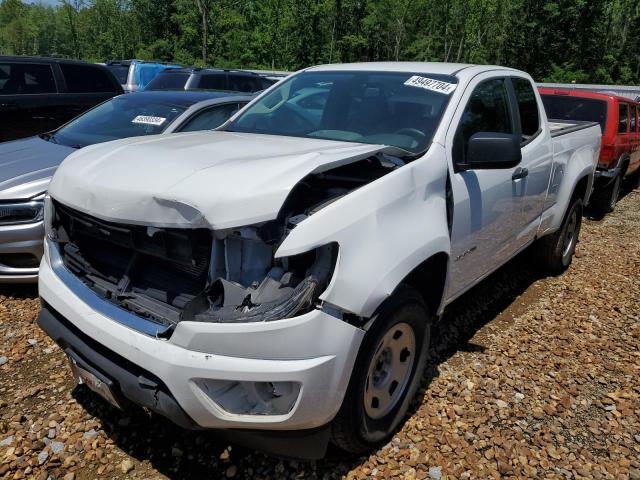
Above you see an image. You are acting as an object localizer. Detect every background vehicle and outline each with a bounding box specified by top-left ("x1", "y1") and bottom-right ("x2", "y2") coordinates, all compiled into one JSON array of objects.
[
  {"x1": 0, "y1": 90, "x2": 252, "y2": 283},
  {"x1": 537, "y1": 82, "x2": 640, "y2": 102},
  {"x1": 0, "y1": 56, "x2": 123, "y2": 142},
  {"x1": 105, "y1": 59, "x2": 181, "y2": 93},
  {"x1": 146, "y1": 67, "x2": 275, "y2": 93},
  {"x1": 38, "y1": 63, "x2": 600, "y2": 459},
  {"x1": 540, "y1": 88, "x2": 640, "y2": 213}
]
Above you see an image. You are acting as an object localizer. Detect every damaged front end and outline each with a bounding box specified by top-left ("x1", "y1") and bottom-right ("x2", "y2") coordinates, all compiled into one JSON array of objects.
[
  {"x1": 47, "y1": 154, "x2": 400, "y2": 333},
  {"x1": 49, "y1": 201, "x2": 337, "y2": 332}
]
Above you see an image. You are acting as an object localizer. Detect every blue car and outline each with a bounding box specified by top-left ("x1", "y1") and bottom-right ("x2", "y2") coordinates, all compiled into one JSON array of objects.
[
  {"x1": 105, "y1": 60, "x2": 182, "y2": 92},
  {"x1": 0, "y1": 90, "x2": 253, "y2": 282}
]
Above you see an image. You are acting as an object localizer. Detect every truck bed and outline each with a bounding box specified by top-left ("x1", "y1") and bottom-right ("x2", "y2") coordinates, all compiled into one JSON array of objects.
[{"x1": 548, "y1": 119, "x2": 600, "y2": 138}]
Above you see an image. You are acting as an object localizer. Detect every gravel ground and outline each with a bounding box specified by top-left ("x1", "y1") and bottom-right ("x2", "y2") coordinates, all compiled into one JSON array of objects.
[{"x1": 1, "y1": 189, "x2": 639, "y2": 480}]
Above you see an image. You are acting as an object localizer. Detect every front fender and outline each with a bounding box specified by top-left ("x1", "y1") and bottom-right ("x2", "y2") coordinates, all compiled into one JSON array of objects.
[{"x1": 276, "y1": 144, "x2": 451, "y2": 318}]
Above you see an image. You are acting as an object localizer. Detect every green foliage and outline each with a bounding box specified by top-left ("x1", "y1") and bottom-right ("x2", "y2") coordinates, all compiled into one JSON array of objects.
[{"x1": 0, "y1": 0, "x2": 639, "y2": 83}]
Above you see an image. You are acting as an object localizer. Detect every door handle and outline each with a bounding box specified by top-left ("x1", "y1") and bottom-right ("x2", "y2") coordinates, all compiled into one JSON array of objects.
[{"x1": 512, "y1": 167, "x2": 529, "y2": 181}]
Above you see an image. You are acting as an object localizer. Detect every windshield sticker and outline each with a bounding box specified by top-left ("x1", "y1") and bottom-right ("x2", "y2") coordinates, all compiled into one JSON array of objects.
[
  {"x1": 404, "y1": 76, "x2": 457, "y2": 95},
  {"x1": 132, "y1": 115, "x2": 167, "y2": 126}
]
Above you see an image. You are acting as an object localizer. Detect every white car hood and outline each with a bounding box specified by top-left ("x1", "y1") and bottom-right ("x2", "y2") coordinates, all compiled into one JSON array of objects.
[{"x1": 48, "y1": 131, "x2": 390, "y2": 229}]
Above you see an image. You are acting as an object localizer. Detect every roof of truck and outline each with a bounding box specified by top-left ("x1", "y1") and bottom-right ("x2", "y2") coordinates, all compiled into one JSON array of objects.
[{"x1": 306, "y1": 62, "x2": 518, "y2": 76}]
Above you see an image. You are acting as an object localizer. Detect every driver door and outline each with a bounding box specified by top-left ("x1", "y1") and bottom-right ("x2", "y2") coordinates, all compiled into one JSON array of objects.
[{"x1": 445, "y1": 76, "x2": 527, "y2": 300}]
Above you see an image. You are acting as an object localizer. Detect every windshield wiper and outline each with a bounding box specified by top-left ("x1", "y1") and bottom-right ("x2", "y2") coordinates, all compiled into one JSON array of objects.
[{"x1": 39, "y1": 132, "x2": 59, "y2": 144}]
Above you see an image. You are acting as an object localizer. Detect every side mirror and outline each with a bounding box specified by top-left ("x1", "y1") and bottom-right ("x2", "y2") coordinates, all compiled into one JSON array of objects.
[{"x1": 461, "y1": 132, "x2": 521, "y2": 170}]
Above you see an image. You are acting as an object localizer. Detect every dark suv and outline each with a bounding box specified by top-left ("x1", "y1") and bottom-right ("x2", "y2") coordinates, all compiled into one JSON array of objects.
[
  {"x1": 145, "y1": 67, "x2": 275, "y2": 93},
  {"x1": 0, "y1": 56, "x2": 123, "y2": 142}
]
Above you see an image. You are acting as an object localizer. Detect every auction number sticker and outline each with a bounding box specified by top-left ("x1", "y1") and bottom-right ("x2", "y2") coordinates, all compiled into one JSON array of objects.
[
  {"x1": 404, "y1": 76, "x2": 457, "y2": 95},
  {"x1": 132, "y1": 115, "x2": 167, "y2": 126}
]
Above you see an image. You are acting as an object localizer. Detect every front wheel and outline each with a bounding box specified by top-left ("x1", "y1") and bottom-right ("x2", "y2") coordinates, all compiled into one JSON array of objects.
[
  {"x1": 534, "y1": 197, "x2": 583, "y2": 274},
  {"x1": 330, "y1": 287, "x2": 431, "y2": 454}
]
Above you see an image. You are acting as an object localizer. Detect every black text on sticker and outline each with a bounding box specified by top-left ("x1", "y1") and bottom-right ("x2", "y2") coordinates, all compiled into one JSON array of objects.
[
  {"x1": 404, "y1": 76, "x2": 457, "y2": 94},
  {"x1": 132, "y1": 115, "x2": 167, "y2": 126}
]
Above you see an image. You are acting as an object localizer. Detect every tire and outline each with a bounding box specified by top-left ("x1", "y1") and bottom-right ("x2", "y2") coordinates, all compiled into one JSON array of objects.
[
  {"x1": 534, "y1": 197, "x2": 583, "y2": 274},
  {"x1": 330, "y1": 287, "x2": 431, "y2": 454},
  {"x1": 591, "y1": 171, "x2": 622, "y2": 214}
]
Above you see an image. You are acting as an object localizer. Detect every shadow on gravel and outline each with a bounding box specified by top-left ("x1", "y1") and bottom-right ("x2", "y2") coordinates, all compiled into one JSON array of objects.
[
  {"x1": 70, "y1": 248, "x2": 548, "y2": 479},
  {"x1": 0, "y1": 284, "x2": 38, "y2": 299},
  {"x1": 585, "y1": 180, "x2": 637, "y2": 220}
]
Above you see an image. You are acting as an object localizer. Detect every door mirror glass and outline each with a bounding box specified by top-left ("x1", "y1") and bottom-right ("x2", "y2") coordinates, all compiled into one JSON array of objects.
[{"x1": 463, "y1": 132, "x2": 522, "y2": 170}]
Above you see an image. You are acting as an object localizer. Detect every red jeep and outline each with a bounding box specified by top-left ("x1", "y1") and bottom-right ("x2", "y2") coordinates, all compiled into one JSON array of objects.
[{"x1": 539, "y1": 88, "x2": 640, "y2": 213}]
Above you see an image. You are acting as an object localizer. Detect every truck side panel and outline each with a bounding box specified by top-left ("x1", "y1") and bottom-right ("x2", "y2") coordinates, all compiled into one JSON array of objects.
[{"x1": 537, "y1": 125, "x2": 600, "y2": 237}]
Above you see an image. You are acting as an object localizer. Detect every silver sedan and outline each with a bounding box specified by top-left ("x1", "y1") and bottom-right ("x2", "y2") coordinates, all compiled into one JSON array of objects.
[{"x1": 0, "y1": 90, "x2": 253, "y2": 282}]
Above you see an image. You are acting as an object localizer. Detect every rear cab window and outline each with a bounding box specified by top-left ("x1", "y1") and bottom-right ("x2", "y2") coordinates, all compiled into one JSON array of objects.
[
  {"x1": 60, "y1": 64, "x2": 119, "y2": 93},
  {"x1": 0, "y1": 62, "x2": 57, "y2": 95},
  {"x1": 511, "y1": 77, "x2": 540, "y2": 143},
  {"x1": 540, "y1": 94, "x2": 608, "y2": 133}
]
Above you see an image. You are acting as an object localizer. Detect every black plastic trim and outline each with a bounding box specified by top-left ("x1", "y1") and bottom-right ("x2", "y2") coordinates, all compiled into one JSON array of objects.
[{"x1": 37, "y1": 301, "x2": 200, "y2": 430}]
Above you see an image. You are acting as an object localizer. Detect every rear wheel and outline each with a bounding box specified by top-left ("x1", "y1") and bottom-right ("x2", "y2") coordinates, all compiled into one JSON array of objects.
[
  {"x1": 331, "y1": 287, "x2": 431, "y2": 454},
  {"x1": 534, "y1": 198, "x2": 583, "y2": 274}
]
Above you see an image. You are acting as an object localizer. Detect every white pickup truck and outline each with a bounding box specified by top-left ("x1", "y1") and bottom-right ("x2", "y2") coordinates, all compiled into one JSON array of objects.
[{"x1": 38, "y1": 62, "x2": 601, "y2": 459}]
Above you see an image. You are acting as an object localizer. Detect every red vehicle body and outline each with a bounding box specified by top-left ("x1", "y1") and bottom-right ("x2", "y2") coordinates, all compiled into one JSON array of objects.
[{"x1": 539, "y1": 88, "x2": 640, "y2": 212}]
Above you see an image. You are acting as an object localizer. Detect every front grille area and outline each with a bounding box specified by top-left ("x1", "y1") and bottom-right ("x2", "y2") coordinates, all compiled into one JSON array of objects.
[{"x1": 53, "y1": 201, "x2": 212, "y2": 327}]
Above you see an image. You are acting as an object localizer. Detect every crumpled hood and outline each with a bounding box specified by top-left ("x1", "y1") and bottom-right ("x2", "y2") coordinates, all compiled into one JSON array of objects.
[
  {"x1": 48, "y1": 131, "x2": 390, "y2": 229},
  {"x1": 0, "y1": 136, "x2": 75, "y2": 201}
]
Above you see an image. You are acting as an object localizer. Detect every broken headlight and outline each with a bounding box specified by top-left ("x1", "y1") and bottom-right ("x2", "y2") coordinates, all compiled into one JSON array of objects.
[{"x1": 181, "y1": 227, "x2": 338, "y2": 324}]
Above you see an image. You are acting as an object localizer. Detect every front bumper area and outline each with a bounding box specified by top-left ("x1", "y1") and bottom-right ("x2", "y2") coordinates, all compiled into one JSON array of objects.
[
  {"x1": 0, "y1": 221, "x2": 44, "y2": 283},
  {"x1": 38, "y1": 240, "x2": 364, "y2": 434}
]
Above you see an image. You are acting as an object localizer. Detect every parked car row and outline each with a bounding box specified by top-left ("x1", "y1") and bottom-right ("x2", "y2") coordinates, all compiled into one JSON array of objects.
[
  {"x1": 1, "y1": 56, "x2": 280, "y2": 144},
  {"x1": 1, "y1": 61, "x2": 604, "y2": 459},
  {"x1": 539, "y1": 88, "x2": 640, "y2": 213},
  {"x1": 0, "y1": 89, "x2": 253, "y2": 282}
]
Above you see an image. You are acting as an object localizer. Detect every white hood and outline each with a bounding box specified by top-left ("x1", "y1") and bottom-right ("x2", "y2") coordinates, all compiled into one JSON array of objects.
[{"x1": 48, "y1": 131, "x2": 389, "y2": 229}]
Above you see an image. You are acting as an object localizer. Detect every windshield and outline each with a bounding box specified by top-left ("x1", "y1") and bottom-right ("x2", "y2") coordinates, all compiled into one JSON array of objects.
[
  {"x1": 49, "y1": 95, "x2": 187, "y2": 148},
  {"x1": 228, "y1": 70, "x2": 457, "y2": 154},
  {"x1": 146, "y1": 72, "x2": 190, "y2": 91},
  {"x1": 541, "y1": 94, "x2": 608, "y2": 132},
  {"x1": 106, "y1": 65, "x2": 129, "y2": 84}
]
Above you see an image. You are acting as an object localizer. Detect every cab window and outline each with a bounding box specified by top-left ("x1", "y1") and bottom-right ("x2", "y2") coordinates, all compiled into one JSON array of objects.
[
  {"x1": 454, "y1": 78, "x2": 513, "y2": 163},
  {"x1": 511, "y1": 77, "x2": 540, "y2": 141}
]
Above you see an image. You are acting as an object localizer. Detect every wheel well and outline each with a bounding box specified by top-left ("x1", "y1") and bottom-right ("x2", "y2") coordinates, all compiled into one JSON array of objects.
[
  {"x1": 572, "y1": 175, "x2": 590, "y2": 203},
  {"x1": 399, "y1": 252, "x2": 448, "y2": 316}
]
